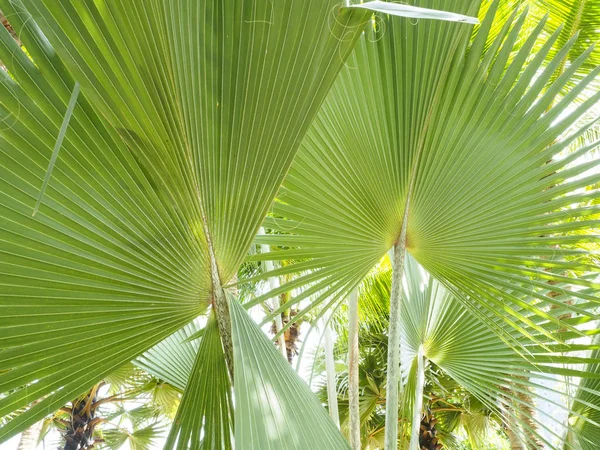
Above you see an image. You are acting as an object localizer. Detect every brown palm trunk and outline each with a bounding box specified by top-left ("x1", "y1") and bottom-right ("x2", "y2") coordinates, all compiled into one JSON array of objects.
[
  {"x1": 62, "y1": 384, "x2": 105, "y2": 450},
  {"x1": 419, "y1": 408, "x2": 442, "y2": 450},
  {"x1": 282, "y1": 309, "x2": 300, "y2": 363},
  {"x1": 1, "y1": 10, "x2": 19, "y2": 42}
]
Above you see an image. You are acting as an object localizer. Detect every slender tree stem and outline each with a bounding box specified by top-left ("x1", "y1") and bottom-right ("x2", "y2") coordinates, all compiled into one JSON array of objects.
[
  {"x1": 348, "y1": 288, "x2": 360, "y2": 449},
  {"x1": 259, "y1": 227, "x2": 287, "y2": 358},
  {"x1": 323, "y1": 314, "x2": 340, "y2": 428},
  {"x1": 384, "y1": 210, "x2": 410, "y2": 450},
  {"x1": 409, "y1": 346, "x2": 425, "y2": 450}
]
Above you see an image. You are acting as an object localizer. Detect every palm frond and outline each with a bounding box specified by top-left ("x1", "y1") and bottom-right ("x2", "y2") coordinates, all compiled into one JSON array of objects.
[
  {"x1": 135, "y1": 320, "x2": 203, "y2": 392},
  {"x1": 0, "y1": 0, "x2": 371, "y2": 440},
  {"x1": 165, "y1": 311, "x2": 233, "y2": 450},
  {"x1": 563, "y1": 333, "x2": 600, "y2": 450},
  {"x1": 255, "y1": 0, "x2": 600, "y2": 347},
  {"x1": 229, "y1": 295, "x2": 351, "y2": 449},
  {"x1": 530, "y1": 0, "x2": 600, "y2": 91}
]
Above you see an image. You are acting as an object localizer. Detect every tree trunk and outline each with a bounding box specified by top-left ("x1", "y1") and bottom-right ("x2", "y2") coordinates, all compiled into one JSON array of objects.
[
  {"x1": 1, "y1": 11, "x2": 19, "y2": 42},
  {"x1": 500, "y1": 385, "x2": 525, "y2": 450},
  {"x1": 259, "y1": 227, "x2": 287, "y2": 358},
  {"x1": 63, "y1": 384, "x2": 103, "y2": 450},
  {"x1": 323, "y1": 315, "x2": 340, "y2": 429},
  {"x1": 348, "y1": 288, "x2": 360, "y2": 449},
  {"x1": 419, "y1": 407, "x2": 442, "y2": 450},
  {"x1": 384, "y1": 216, "x2": 409, "y2": 450},
  {"x1": 514, "y1": 379, "x2": 544, "y2": 450},
  {"x1": 16, "y1": 421, "x2": 43, "y2": 450},
  {"x1": 409, "y1": 346, "x2": 425, "y2": 450},
  {"x1": 506, "y1": 426, "x2": 525, "y2": 450}
]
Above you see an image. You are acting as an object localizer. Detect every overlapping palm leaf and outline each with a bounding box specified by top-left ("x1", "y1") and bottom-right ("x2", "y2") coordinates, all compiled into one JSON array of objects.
[
  {"x1": 529, "y1": 0, "x2": 600, "y2": 91},
  {"x1": 229, "y1": 295, "x2": 352, "y2": 450},
  {"x1": 396, "y1": 255, "x2": 577, "y2": 448},
  {"x1": 0, "y1": 0, "x2": 372, "y2": 442},
  {"x1": 253, "y1": 0, "x2": 600, "y2": 346},
  {"x1": 563, "y1": 334, "x2": 600, "y2": 450},
  {"x1": 165, "y1": 311, "x2": 233, "y2": 450},
  {"x1": 135, "y1": 320, "x2": 203, "y2": 392}
]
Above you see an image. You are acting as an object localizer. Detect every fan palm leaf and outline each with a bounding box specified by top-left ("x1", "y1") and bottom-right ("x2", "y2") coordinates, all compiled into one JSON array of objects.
[
  {"x1": 134, "y1": 320, "x2": 203, "y2": 393},
  {"x1": 255, "y1": 0, "x2": 600, "y2": 352},
  {"x1": 326, "y1": 254, "x2": 599, "y2": 449},
  {"x1": 530, "y1": 0, "x2": 600, "y2": 90},
  {"x1": 0, "y1": 0, "x2": 373, "y2": 443},
  {"x1": 563, "y1": 334, "x2": 600, "y2": 450}
]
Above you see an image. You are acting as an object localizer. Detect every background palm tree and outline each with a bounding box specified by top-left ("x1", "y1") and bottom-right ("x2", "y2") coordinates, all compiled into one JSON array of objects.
[
  {"x1": 313, "y1": 254, "x2": 556, "y2": 449},
  {"x1": 18, "y1": 364, "x2": 180, "y2": 450}
]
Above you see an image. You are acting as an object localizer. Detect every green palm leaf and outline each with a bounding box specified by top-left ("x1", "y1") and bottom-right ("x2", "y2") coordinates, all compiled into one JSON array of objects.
[
  {"x1": 255, "y1": 0, "x2": 600, "y2": 342},
  {"x1": 397, "y1": 255, "x2": 556, "y2": 448},
  {"x1": 564, "y1": 334, "x2": 600, "y2": 450},
  {"x1": 165, "y1": 312, "x2": 233, "y2": 450},
  {"x1": 329, "y1": 253, "x2": 599, "y2": 448},
  {"x1": 531, "y1": 0, "x2": 600, "y2": 89},
  {"x1": 0, "y1": 0, "x2": 371, "y2": 441},
  {"x1": 229, "y1": 295, "x2": 351, "y2": 450},
  {"x1": 135, "y1": 320, "x2": 203, "y2": 392}
]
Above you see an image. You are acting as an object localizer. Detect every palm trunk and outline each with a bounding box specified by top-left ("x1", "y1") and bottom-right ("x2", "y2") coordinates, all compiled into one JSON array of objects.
[
  {"x1": 500, "y1": 385, "x2": 526, "y2": 450},
  {"x1": 419, "y1": 407, "x2": 441, "y2": 450},
  {"x1": 63, "y1": 384, "x2": 103, "y2": 450},
  {"x1": 323, "y1": 315, "x2": 340, "y2": 428},
  {"x1": 409, "y1": 346, "x2": 425, "y2": 450},
  {"x1": 16, "y1": 421, "x2": 43, "y2": 450},
  {"x1": 384, "y1": 214, "x2": 409, "y2": 450},
  {"x1": 1, "y1": 11, "x2": 19, "y2": 42},
  {"x1": 514, "y1": 380, "x2": 544, "y2": 450},
  {"x1": 259, "y1": 227, "x2": 287, "y2": 358},
  {"x1": 348, "y1": 288, "x2": 360, "y2": 449},
  {"x1": 506, "y1": 426, "x2": 525, "y2": 450}
]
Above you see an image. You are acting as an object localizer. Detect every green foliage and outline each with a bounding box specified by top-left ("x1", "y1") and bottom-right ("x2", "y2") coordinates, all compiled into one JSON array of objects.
[
  {"x1": 0, "y1": 0, "x2": 599, "y2": 448},
  {"x1": 0, "y1": 0, "x2": 369, "y2": 443}
]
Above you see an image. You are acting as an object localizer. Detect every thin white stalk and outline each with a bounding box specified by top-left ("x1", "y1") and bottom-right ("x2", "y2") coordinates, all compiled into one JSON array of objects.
[
  {"x1": 259, "y1": 227, "x2": 287, "y2": 359},
  {"x1": 348, "y1": 288, "x2": 360, "y2": 449},
  {"x1": 323, "y1": 314, "x2": 340, "y2": 428},
  {"x1": 384, "y1": 212, "x2": 409, "y2": 450},
  {"x1": 409, "y1": 346, "x2": 426, "y2": 450}
]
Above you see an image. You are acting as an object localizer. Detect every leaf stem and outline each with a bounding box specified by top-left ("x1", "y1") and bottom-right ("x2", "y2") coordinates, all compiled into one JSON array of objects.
[{"x1": 384, "y1": 205, "x2": 410, "y2": 450}]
